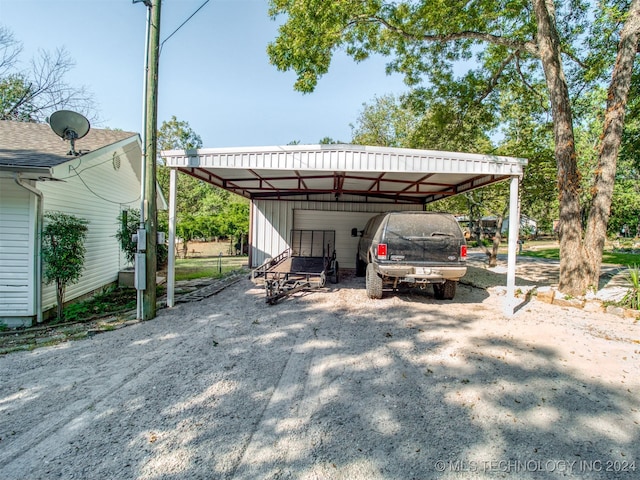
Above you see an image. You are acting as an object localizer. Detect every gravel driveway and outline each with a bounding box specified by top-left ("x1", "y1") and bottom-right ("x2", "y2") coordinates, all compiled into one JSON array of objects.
[{"x1": 1, "y1": 266, "x2": 638, "y2": 479}]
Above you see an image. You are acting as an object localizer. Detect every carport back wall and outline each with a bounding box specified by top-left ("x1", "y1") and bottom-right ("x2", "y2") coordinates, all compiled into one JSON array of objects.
[{"x1": 251, "y1": 198, "x2": 420, "y2": 268}]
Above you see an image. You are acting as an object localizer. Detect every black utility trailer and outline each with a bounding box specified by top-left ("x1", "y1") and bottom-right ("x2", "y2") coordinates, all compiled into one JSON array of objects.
[{"x1": 251, "y1": 230, "x2": 339, "y2": 304}]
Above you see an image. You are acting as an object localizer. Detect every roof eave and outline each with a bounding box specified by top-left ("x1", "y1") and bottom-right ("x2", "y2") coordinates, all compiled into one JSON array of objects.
[{"x1": 0, "y1": 164, "x2": 54, "y2": 181}]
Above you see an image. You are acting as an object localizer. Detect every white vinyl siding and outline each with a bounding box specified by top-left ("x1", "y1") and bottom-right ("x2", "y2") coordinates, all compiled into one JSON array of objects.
[
  {"x1": 0, "y1": 179, "x2": 36, "y2": 317},
  {"x1": 39, "y1": 145, "x2": 140, "y2": 312},
  {"x1": 251, "y1": 198, "x2": 419, "y2": 268}
]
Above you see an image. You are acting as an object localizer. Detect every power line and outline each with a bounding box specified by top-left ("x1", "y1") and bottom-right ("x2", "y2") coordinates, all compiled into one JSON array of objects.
[
  {"x1": 69, "y1": 164, "x2": 140, "y2": 206},
  {"x1": 160, "y1": 0, "x2": 211, "y2": 55}
]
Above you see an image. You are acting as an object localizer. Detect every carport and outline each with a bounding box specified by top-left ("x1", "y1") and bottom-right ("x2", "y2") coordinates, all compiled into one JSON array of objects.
[{"x1": 161, "y1": 144, "x2": 527, "y2": 314}]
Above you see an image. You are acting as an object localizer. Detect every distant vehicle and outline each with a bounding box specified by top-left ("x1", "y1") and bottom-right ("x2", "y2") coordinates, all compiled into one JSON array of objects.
[{"x1": 353, "y1": 211, "x2": 467, "y2": 299}]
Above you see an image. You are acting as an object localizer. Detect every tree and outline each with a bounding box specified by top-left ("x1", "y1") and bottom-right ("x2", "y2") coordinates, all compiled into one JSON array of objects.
[
  {"x1": 350, "y1": 94, "x2": 418, "y2": 147},
  {"x1": 0, "y1": 27, "x2": 96, "y2": 122},
  {"x1": 157, "y1": 116, "x2": 230, "y2": 222},
  {"x1": 157, "y1": 116, "x2": 250, "y2": 256},
  {"x1": 42, "y1": 212, "x2": 89, "y2": 321},
  {"x1": 351, "y1": 93, "x2": 510, "y2": 264},
  {"x1": 319, "y1": 136, "x2": 343, "y2": 144},
  {"x1": 267, "y1": 0, "x2": 640, "y2": 295},
  {"x1": 218, "y1": 201, "x2": 250, "y2": 249},
  {"x1": 0, "y1": 26, "x2": 21, "y2": 76}
]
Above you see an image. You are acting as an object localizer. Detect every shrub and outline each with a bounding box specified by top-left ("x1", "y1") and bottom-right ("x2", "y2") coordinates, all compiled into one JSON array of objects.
[
  {"x1": 42, "y1": 212, "x2": 89, "y2": 321},
  {"x1": 116, "y1": 209, "x2": 168, "y2": 270},
  {"x1": 619, "y1": 265, "x2": 640, "y2": 311}
]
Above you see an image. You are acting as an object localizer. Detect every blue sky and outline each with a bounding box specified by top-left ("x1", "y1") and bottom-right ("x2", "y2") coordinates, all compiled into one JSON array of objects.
[{"x1": 1, "y1": 0, "x2": 409, "y2": 148}]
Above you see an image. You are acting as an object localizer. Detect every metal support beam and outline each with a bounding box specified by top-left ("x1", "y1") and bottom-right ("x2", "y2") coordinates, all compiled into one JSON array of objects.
[
  {"x1": 504, "y1": 175, "x2": 520, "y2": 316},
  {"x1": 167, "y1": 168, "x2": 177, "y2": 307}
]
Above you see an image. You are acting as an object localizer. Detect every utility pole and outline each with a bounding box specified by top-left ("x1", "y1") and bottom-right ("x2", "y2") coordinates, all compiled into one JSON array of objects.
[{"x1": 142, "y1": 0, "x2": 161, "y2": 319}]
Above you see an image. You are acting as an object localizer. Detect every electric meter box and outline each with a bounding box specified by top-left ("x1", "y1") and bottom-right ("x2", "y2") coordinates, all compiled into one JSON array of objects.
[{"x1": 135, "y1": 253, "x2": 146, "y2": 290}]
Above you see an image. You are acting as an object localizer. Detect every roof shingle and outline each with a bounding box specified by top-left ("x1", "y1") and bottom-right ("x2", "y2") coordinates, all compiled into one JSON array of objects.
[{"x1": 0, "y1": 120, "x2": 138, "y2": 169}]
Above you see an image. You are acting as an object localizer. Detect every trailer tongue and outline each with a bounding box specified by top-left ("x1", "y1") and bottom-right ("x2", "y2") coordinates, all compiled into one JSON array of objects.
[{"x1": 251, "y1": 230, "x2": 339, "y2": 304}]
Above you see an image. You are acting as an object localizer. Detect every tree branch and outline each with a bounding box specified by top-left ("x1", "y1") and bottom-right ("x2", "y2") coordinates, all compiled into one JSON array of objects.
[
  {"x1": 478, "y1": 50, "x2": 519, "y2": 102},
  {"x1": 515, "y1": 54, "x2": 548, "y2": 109},
  {"x1": 357, "y1": 15, "x2": 539, "y2": 57}
]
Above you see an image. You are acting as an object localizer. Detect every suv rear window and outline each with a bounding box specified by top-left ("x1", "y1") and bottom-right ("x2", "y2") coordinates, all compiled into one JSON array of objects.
[{"x1": 385, "y1": 213, "x2": 461, "y2": 238}]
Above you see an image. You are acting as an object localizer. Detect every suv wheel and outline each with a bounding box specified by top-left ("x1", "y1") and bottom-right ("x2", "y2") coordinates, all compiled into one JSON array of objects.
[
  {"x1": 355, "y1": 255, "x2": 366, "y2": 277},
  {"x1": 434, "y1": 280, "x2": 457, "y2": 300},
  {"x1": 366, "y1": 263, "x2": 383, "y2": 299}
]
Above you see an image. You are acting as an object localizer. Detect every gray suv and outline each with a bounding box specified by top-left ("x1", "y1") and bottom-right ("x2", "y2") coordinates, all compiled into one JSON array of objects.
[{"x1": 353, "y1": 211, "x2": 467, "y2": 299}]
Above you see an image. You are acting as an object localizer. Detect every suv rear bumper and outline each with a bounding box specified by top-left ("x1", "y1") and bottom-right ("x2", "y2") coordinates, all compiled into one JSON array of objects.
[{"x1": 376, "y1": 265, "x2": 467, "y2": 283}]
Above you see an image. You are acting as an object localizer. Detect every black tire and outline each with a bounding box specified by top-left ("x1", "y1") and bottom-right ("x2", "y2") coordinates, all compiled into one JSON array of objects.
[
  {"x1": 355, "y1": 255, "x2": 366, "y2": 277},
  {"x1": 330, "y1": 261, "x2": 340, "y2": 284},
  {"x1": 366, "y1": 263, "x2": 383, "y2": 299},
  {"x1": 434, "y1": 280, "x2": 457, "y2": 300}
]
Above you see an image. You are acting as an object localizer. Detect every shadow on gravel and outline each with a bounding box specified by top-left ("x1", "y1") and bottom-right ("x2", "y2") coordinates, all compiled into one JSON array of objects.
[{"x1": 0, "y1": 275, "x2": 637, "y2": 479}]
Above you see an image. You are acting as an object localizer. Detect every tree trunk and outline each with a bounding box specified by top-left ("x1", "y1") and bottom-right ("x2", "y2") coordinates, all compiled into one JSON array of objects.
[
  {"x1": 532, "y1": 0, "x2": 588, "y2": 295},
  {"x1": 489, "y1": 214, "x2": 507, "y2": 268},
  {"x1": 584, "y1": 0, "x2": 640, "y2": 287},
  {"x1": 56, "y1": 280, "x2": 65, "y2": 321}
]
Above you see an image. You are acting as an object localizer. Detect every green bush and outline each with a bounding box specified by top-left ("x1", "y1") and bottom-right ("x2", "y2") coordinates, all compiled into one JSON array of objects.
[
  {"x1": 619, "y1": 265, "x2": 640, "y2": 311},
  {"x1": 116, "y1": 209, "x2": 167, "y2": 270},
  {"x1": 42, "y1": 212, "x2": 89, "y2": 321}
]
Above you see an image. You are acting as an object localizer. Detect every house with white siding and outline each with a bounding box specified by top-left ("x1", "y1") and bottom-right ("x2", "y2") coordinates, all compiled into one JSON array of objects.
[{"x1": 0, "y1": 120, "x2": 157, "y2": 328}]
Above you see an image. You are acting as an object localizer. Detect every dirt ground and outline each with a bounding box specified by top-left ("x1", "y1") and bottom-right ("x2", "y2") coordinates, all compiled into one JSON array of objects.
[{"x1": 1, "y1": 257, "x2": 639, "y2": 479}]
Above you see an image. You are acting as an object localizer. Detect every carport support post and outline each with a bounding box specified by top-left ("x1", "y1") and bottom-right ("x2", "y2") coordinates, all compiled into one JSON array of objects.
[
  {"x1": 504, "y1": 175, "x2": 520, "y2": 316},
  {"x1": 167, "y1": 168, "x2": 177, "y2": 307}
]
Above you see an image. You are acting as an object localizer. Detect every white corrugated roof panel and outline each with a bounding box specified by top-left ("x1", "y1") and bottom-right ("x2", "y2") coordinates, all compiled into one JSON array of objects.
[{"x1": 162, "y1": 144, "x2": 526, "y2": 205}]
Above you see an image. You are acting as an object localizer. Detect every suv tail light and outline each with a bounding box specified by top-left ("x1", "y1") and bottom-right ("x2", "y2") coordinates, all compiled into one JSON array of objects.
[
  {"x1": 377, "y1": 243, "x2": 388, "y2": 260},
  {"x1": 460, "y1": 245, "x2": 467, "y2": 259}
]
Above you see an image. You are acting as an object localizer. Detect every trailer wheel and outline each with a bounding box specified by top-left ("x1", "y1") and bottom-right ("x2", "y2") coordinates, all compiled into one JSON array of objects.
[
  {"x1": 366, "y1": 263, "x2": 383, "y2": 299},
  {"x1": 330, "y1": 261, "x2": 340, "y2": 284}
]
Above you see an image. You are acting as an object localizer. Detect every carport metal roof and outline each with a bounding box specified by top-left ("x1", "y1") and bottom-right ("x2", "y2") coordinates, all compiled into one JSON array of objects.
[
  {"x1": 161, "y1": 144, "x2": 527, "y2": 204},
  {"x1": 160, "y1": 144, "x2": 527, "y2": 316}
]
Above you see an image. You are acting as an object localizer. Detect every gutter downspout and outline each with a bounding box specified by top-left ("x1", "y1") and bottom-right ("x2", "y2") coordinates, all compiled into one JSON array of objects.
[{"x1": 14, "y1": 173, "x2": 43, "y2": 324}]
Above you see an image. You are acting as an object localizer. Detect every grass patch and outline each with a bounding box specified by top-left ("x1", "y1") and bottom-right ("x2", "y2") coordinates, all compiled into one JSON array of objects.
[
  {"x1": 520, "y1": 248, "x2": 640, "y2": 266},
  {"x1": 174, "y1": 256, "x2": 247, "y2": 281},
  {"x1": 61, "y1": 286, "x2": 137, "y2": 323},
  {"x1": 56, "y1": 256, "x2": 248, "y2": 324}
]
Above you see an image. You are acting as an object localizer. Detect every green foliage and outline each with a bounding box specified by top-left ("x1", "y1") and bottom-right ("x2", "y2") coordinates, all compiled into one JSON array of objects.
[
  {"x1": 521, "y1": 247, "x2": 640, "y2": 266},
  {"x1": 609, "y1": 180, "x2": 640, "y2": 237},
  {"x1": 0, "y1": 74, "x2": 35, "y2": 121},
  {"x1": 174, "y1": 257, "x2": 248, "y2": 282},
  {"x1": 157, "y1": 115, "x2": 203, "y2": 151},
  {"x1": 619, "y1": 265, "x2": 640, "y2": 311},
  {"x1": 115, "y1": 209, "x2": 168, "y2": 270},
  {"x1": 156, "y1": 116, "x2": 250, "y2": 255},
  {"x1": 42, "y1": 212, "x2": 89, "y2": 321},
  {"x1": 115, "y1": 209, "x2": 138, "y2": 265},
  {"x1": 319, "y1": 137, "x2": 343, "y2": 144},
  {"x1": 42, "y1": 212, "x2": 89, "y2": 286},
  {"x1": 267, "y1": 0, "x2": 591, "y2": 97},
  {"x1": 620, "y1": 70, "x2": 640, "y2": 173},
  {"x1": 350, "y1": 94, "x2": 418, "y2": 147},
  {"x1": 61, "y1": 286, "x2": 137, "y2": 323}
]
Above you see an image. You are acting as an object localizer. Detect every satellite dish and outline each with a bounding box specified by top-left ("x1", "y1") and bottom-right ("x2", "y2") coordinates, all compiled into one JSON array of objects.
[{"x1": 47, "y1": 110, "x2": 90, "y2": 156}]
